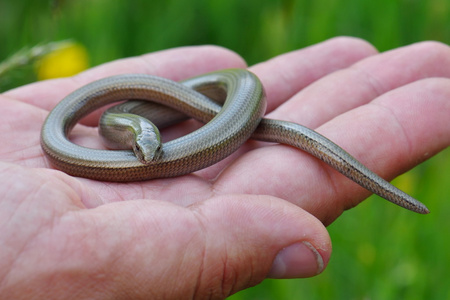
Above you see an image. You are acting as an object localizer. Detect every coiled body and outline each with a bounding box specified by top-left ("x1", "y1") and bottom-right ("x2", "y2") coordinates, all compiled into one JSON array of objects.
[{"x1": 40, "y1": 69, "x2": 429, "y2": 214}]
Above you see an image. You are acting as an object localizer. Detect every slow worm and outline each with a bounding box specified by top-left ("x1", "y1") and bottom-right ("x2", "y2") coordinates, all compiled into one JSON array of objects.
[{"x1": 40, "y1": 69, "x2": 429, "y2": 214}]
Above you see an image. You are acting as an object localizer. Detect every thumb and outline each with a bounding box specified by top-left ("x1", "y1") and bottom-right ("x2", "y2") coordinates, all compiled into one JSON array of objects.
[
  {"x1": 184, "y1": 194, "x2": 331, "y2": 297},
  {"x1": 48, "y1": 194, "x2": 331, "y2": 299}
]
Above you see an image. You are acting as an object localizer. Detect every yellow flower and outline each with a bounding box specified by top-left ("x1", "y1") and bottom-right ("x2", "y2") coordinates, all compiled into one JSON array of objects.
[{"x1": 36, "y1": 43, "x2": 89, "y2": 80}]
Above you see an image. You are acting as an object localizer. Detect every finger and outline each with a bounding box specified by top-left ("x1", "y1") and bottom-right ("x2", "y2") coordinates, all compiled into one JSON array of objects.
[
  {"x1": 318, "y1": 78, "x2": 450, "y2": 211},
  {"x1": 4, "y1": 45, "x2": 246, "y2": 115},
  {"x1": 269, "y1": 41, "x2": 450, "y2": 128},
  {"x1": 215, "y1": 78, "x2": 450, "y2": 224},
  {"x1": 250, "y1": 36, "x2": 378, "y2": 112}
]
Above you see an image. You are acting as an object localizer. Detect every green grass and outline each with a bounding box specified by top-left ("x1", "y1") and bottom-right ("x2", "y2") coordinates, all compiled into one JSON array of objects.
[{"x1": 1, "y1": 0, "x2": 449, "y2": 299}]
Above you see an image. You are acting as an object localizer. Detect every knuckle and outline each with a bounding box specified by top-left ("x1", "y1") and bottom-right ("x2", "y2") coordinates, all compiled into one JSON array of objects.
[
  {"x1": 326, "y1": 36, "x2": 378, "y2": 55},
  {"x1": 414, "y1": 40, "x2": 450, "y2": 59}
]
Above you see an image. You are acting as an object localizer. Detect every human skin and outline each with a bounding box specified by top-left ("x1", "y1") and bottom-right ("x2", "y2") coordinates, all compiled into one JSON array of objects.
[{"x1": 1, "y1": 37, "x2": 449, "y2": 299}]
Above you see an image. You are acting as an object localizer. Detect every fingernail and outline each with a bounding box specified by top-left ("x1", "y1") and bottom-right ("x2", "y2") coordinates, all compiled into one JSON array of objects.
[{"x1": 268, "y1": 241, "x2": 324, "y2": 279}]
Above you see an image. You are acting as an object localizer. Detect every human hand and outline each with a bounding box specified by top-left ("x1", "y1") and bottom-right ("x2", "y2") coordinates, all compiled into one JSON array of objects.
[{"x1": 1, "y1": 37, "x2": 449, "y2": 299}]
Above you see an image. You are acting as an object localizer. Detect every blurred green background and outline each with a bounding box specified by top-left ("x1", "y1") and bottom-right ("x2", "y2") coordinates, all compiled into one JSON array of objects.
[{"x1": 1, "y1": 0, "x2": 449, "y2": 299}]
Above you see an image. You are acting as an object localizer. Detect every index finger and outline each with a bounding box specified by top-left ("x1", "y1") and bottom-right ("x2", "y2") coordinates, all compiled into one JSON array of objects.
[{"x1": 3, "y1": 45, "x2": 247, "y2": 113}]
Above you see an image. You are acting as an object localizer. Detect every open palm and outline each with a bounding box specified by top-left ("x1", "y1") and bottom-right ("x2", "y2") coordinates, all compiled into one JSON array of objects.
[{"x1": 1, "y1": 37, "x2": 449, "y2": 299}]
